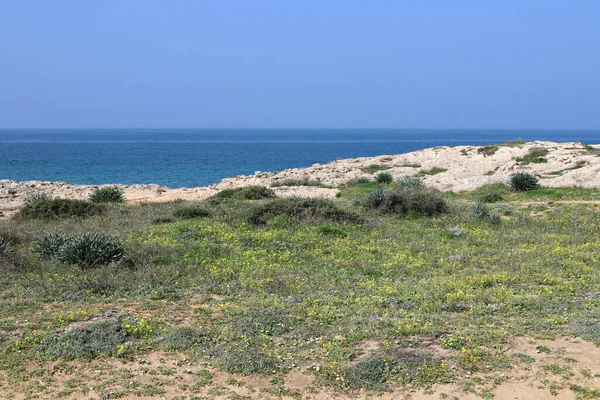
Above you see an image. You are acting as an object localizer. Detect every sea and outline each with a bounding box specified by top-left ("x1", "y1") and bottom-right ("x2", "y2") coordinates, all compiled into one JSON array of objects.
[{"x1": 1, "y1": 129, "x2": 599, "y2": 188}]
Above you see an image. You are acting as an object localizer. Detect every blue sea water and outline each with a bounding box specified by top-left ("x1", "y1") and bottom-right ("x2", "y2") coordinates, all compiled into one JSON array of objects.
[{"x1": 1, "y1": 129, "x2": 599, "y2": 188}]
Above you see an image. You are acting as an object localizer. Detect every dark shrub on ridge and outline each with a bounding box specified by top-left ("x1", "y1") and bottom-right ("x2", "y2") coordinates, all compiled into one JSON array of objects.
[
  {"x1": 15, "y1": 196, "x2": 105, "y2": 220},
  {"x1": 248, "y1": 197, "x2": 362, "y2": 226},
  {"x1": 172, "y1": 206, "x2": 211, "y2": 219},
  {"x1": 208, "y1": 186, "x2": 276, "y2": 204},
  {"x1": 509, "y1": 172, "x2": 540, "y2": 192},
  {"x1": 89, "y1": 187, "x2": 125, "y2": 203},
  {"x1": 375, "y1": 172, "x2": 393, "y2": 184},
  {"x1": 364, "y1": 186, "x2": 448, "y2": 217}
]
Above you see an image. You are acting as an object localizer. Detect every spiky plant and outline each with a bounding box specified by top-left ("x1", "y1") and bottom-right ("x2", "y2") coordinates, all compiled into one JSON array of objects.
[
  {"x1": 509, "y1": 173, "x2": 540, "y2": 192},
  {"x1": 57, "y1": 233, "x2": 124, "y2": 270},
  {"x1": 89, "y1": 187, "x2": 125, "y2": 203}
]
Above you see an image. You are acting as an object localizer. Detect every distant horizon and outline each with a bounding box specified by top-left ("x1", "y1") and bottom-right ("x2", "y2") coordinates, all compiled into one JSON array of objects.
[{"x1": 2, "y1": 127, "x2": 600, "y2": 132}]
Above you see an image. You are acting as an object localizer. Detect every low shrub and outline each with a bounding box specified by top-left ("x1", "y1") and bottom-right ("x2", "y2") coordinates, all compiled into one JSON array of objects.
[
  {"x1": 89, "y1": 187, "x2": 124, "y2": 203},
  {"x1": 248, "y1": 198, "x2": 362, "y2": 226},
  {"x1": 15, "y1": 197, "x2": 105, "y2": 220},
  {"x1": 209, "y1": 186, "x2": 276, "y2": 204},
  {"x1": 509, "y1": 172, "x2": 540, "y2": 192},
  {"x1": 473, "y1": 183, "x2": 508, "y2": 203},
  {"x1": 396, "y1": 176, "x2": 424, "y2": 189},
  {"x1": 516, "y1": 147, "x2": 548, "y2": 165},
  {"x1": 477, "y1": 145, "x2": 499, "y2": 157},
  {"x1": 237, "y1": 310, "x2": 291, "y2": 336},
  {"x1": 172, "y1": 206, "x2": 211, "y2": 219},
  {"x1": 57, "y1": 233, "x2": 125, "y2": 270},
  {"x1": 219, "y1": 349, "x2": 279, "y2": 374},
  {"x1": 473, "y1": 203, "x2": 489, "y2": 221},
  {"x1": 473, "y1": 203, "x2": 501, "y2": 225},
  {"x1": 345, "y1": 356, "x2": 391, "y2": 390},
  {"x1": 375, "y1": 172, "x2": 393, "y2": 184},
  {"x1": 364, "y1": 187, "x2": 449, "y2": 217},
  {"x1": 35, "y1": 233, "x2": 70, "y2": 258},
  {"x1": 162, "y1": 327, "x2": 212, "y2": 350},
  {"x1": 271, "y1": 178, "x2": 322, "y2": 187},
  {"x1": 152, "y1": 217, "x2": 175, "y2": 224},
  {"x1": 39, "y1": 320, "x2": 128, "y2": 360}
]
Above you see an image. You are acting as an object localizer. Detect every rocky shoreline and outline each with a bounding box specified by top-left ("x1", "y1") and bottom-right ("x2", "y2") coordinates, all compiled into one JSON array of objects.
[{"x1": 2, "y1": 141, "x2": 599, "y2": 218}]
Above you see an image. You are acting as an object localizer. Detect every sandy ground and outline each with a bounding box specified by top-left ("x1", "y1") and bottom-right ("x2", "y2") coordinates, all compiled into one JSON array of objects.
[
  {"x1": 2, "y1": 141, "x2": 599, "y2": 218},
  {"x1": 1, "y1": 336, "x2": 598, "y2": 399}
]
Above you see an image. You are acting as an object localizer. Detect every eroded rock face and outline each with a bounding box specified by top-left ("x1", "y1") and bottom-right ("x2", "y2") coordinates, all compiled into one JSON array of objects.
[{"x1": 2, "y1": 141, "x2": 599, "y2": 217}]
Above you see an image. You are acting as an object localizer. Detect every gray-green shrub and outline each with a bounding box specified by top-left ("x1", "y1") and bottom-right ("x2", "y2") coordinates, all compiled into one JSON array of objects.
[
  {"x1": 248, "y1": 198, "x2": 362, "y2": 226},
  {"x1": 15, "y1": 197, "x2": 105, "y2": 220}
]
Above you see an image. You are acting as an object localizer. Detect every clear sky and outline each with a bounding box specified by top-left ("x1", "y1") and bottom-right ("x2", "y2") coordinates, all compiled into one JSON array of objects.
[{"x1": 1, "y1": 1, "x2": 599, "y2": 129}]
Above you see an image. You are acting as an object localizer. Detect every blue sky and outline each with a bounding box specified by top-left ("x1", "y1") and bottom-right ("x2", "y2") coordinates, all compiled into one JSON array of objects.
[{"x1": 0, "y1": 1, "x2": 598, "y2": 129}]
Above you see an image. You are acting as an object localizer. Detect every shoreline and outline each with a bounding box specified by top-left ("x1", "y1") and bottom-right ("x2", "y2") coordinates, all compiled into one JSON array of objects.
[{"x1": 2, "y1": 140, "x2": 599, "y2": 217}]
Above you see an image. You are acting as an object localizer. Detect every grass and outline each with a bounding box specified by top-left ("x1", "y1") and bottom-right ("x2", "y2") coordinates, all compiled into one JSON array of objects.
[
  {"x1": 516, "y1": 147, "x2": 549, "y2": 165},
  {"x1": 2, "y1": 183, "x2": 600, "y2": 397},
  {"x1": 418, "y1": 167, "x2": 448, "y2": 176},
  {"x1": 360, "y1": 164, "x2": 392, "y2": 174}
]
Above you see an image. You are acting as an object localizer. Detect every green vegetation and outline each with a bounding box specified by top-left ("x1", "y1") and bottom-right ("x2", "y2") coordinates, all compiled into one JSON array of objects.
[
  {"x1": 2, "y1": 181, "x2": 600, "y2": 397},
  {"x1": 509, "y1": 172, "x2": 540, "y2": 192},
  {"x1": 208, "y1": 185, "x2": 276, "y2": 204},
  {"x1": 375, "y1": 171, "x2": 393, "y2": 183},
  {"x1": 477, "y1": 145, "x2": 499, "y2": 157},
  {"x1": 360, "y1": 164, "x2": 391, "y2": 173},
  {"x1": 89, "y1": 187, "x2": 125, "y2": 203},
  {"x1": 516, "y1": 147, "x2": 549, "y2": 165},
  {"x1": 363, "y1": 186, "x2": 449, "y2": 216},
  {"x1": 172, "y1": 206, "x2": 211, "y2": 219},
  {"x1": 418, "y1": 167, "x2": 448, "y2": 176},
  {"x1": 270, "y1": 178, "x2": 323, "y2": 187},
  {"x1": 15, "y1": 196, "x2": 105, "y2": 220}
]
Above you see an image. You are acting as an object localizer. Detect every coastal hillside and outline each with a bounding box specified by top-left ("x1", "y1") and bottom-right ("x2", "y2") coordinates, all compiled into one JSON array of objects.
[{"x1": 1, "y1": 141, "x2": 599, "y2": 218}]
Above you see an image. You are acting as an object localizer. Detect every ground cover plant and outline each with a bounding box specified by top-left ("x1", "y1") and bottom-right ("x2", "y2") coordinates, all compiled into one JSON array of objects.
[{"x1": 2, "y1": 182, "x2": 600, "y2": 399}]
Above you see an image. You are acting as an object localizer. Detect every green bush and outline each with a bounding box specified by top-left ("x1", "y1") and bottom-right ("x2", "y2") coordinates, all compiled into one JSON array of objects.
[
  {"x1": 15, "y1": 197, "x2": 105, "y2": 220},
  {"x1": 364, "y1": 187, "x2": 449, "y2": 217},
  {"x1": 375, "y1": 172, "x2": 393, "y2": 184},
  {"x1": 161, "y1": 327, "x2": 212, "y2": 350},
  {"x1": 34, "y1": 233, "x2": 70, "y2": 258},
  {"x1": 209, "y1": 186, "x2": 276, "y2": 204},
  {"x1": 516, "y1": 147, "x2": 548, "y2": 165},
  {"x1": 172, "y1": 206, "x2": 211, "y2": 219},
  {"x1": 473, "y1": 183, "x2": 508, "y2": 203},
  {"x1": 89, "y1": 187, "x2": 125, "y2": 203},
  {"x1": 39, "y1": 320, "x2": 128, "y2": 360},
  {"x1": 509, "y1": 173, "x2": 540, "y2": 192},
  {"x1": 57, "y1": 233, "x2": 125, "y2": 270},
  {"x1": 396, "y1": 176, "x2": 424, "y2": 189},
  {"x1": 248, "y1": 198, "x2": 362, "y2": 226}
]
